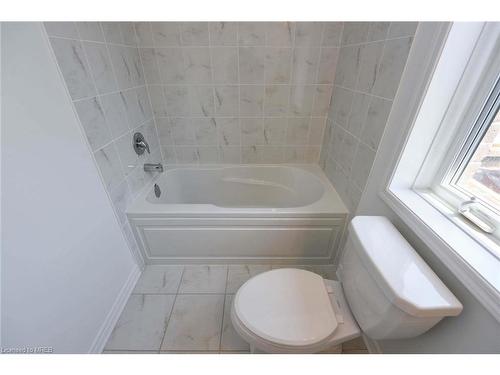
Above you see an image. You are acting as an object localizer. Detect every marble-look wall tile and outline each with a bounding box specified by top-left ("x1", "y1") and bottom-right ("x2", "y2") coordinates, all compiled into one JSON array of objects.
[
  {"x1": 120, "y1": 22, "x2": 139, "y2": 46},
  {"x1": 263, "y1": 118, "x2": 287, "y2": 145},
  {"x1": 209, "y1": 22, "x2": 238, "y2": 46},
  {"x1": 388, "y1": 22, "x2": 418, "y2": 38},
  {"x1": 189, "y1": 86, "x2": 215, "y2": 117},
  {"x1": 94, "y1": 142, "x2": 125, "y2": 192},
  {"x1": 217, "y1": 118, "x2": 240, "y2": 146},
  {"x1": 219, "y1": 146, "x2": 241, "y2": 163},
  {"x1": 144, "y1": 22, "x2": 341, "y2": 164},
  {"x1": 309, "y1": 117, "x2": 327, "y2": 145},
  {"x1": 240, "y1": 85, "x2": 264, "y2": 116},
  {"x1": 291, "y1": 47, "x2": 320, "y2": 84},
  {"x1": 372, "y1": 37, "x2": 413, "y2": 99},
  {"x1": 321, "y1": 22, "x2": 416, "y2": 213},
  {"x1": 317, "y1": 48, "x2": 339, "y2": 84},
  {"x1": 76, "y1": 22, "x2": 105, "y2": 42},
  {"x1": 110, "y1": 180, "x2": 133, "y2": 227},
  {"x1": 287, "y1": 118, "x2": 310, "y2": 145},
  {"x1": 183, "y1": 47, "x2": 212, "y2": 84},
  {"x1": 163, "y1": 85, "x2": 190, "y2": 116},
  {"x1": 239, "y1": 47, "x2": 265, "y2": 83},
  {"x1": 101, "y1": 22, "x2": 124, "y2": 44},
  {"x1": 360, "y1": 96, "x2": 392, "y2": 150},
  {"x1": 241, "y1": 118, "x2": 265, "y2": 146},
  {"x1": 322, "y1": 23, "x2": 343, "y2": 47},
  {"x1": 333, "y1": 45, "x2": 360, "y2": 89},
  {"x1": 100, "y1": 92, "x2": 130, "y2": 137},
  {"x1": 180, "y1": 22, "x2": 209, "y2": 46},
  {"x1": 152, "y1": 22, "x2": 181, "y2": 47},
  {"x1": 266, "y1": 22, "x2": 294, "y2": 46},
  {"x1": 192, "y1": 118, "x2": 218, "y2": 145},
  {"x1": 83, "y1": 41, "x2": 117, "y2": 94},
  {"x1": 238, "y1": 22, "x2": 266, "y2": 46},
  {"x1": 295, "y1": 22, "x2": 323, "y2": 46},
  {"x1": 214, "y1": 86, "x2": 239, "y2": 116},
  {"x1": 264, "y1": 85, "x2": 290, "y2": 116},
  {"x1": 139, "y1": 48, "x2": 161, "y2": 84},
  {"x1": 289, "y1": 85, "x2": 315, "y2": 116},
  {"x1": 156, "y1": 48, "x2": 185, "y2": 84},
  {"x1": 134, "y1": 22, "x2": 154, "y2": 46},
  {"x1": 44, "y1": 22, "x2": 79, "y2": 38},
  {"x1": 211, "y1": 47, "x2": 238, "y2": 84},
  {"x1": 264, "y1": 48, "x2": 292, "y2": 83},
  {"x1": 74, "y1": 97, "x2": 112, "y2": 150},
  {"x1": 351, "y1": 141, "x2": 376, "y2": 190},
  {"x1": 49, "y1": 37, "x2": 96, "y2": 100},
  {"x1": 341, "y1": 22, "x2": 369, "y2": 45}
]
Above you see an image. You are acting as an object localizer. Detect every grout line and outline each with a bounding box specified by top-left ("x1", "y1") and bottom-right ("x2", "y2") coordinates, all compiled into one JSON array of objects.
[
  {"x1": 134, "y1": 24, "x2": 166, "y2": 167},
  {"x1": 158, "y1": 265, "x2": 186, "y2": 352},
  {"x1": 149, "y1": 23, "x2": 179, "y2": 165},
  {"x1": 49, "y1": 32, "x2": 382, "y2": 50},
  {"x1": 207, "y1": 21, "x2": 220, "y2": 165},
  {"x1": 218, "y1": 266, "x2": 230, "y2": 351},
  {"x1": 236, "y1": 23, "x2": 243, "y2": 164}
]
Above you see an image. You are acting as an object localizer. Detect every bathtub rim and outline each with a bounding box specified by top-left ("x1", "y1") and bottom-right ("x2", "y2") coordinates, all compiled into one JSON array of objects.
[{"x1": 126, "y1": 164, "x2": 348, "y2": 218}]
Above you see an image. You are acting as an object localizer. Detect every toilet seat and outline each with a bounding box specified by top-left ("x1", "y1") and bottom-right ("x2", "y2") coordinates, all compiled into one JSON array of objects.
[{"x1": 231, "y1": 268, "x2": 361, "y2": 353}]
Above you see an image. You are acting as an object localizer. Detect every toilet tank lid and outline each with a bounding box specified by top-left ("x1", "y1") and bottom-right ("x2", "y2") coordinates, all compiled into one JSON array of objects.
[{"x1": 349, "y1": 216, "x2": 463, "y2": 318}]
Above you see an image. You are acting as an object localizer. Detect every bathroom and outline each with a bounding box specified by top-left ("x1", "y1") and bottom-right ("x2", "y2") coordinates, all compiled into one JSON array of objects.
[{"x1": 2, "y1": 0, "x2": 500, "y2": 372}]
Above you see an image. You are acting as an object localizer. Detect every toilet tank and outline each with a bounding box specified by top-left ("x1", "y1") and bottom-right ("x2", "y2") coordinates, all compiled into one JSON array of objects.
[{"x1": 338, "y1": 216, "x2": 463, "y2": 340}]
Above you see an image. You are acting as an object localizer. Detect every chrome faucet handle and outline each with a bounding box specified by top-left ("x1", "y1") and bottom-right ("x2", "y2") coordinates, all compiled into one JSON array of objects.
[
  {"x1": 137, "y1": 140, "x2": 150, "y2": 154},
  {"x1": 133, "y1": 132, "x2": 150, "y2": 155}
]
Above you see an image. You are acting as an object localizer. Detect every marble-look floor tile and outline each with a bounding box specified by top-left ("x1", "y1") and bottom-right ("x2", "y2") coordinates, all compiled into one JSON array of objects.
[
  {"x1": 133, "y1": 265, "x2": 184, "y2": 294},
  {"x1": 221, "y1": 295, "x2": 249, "y2": 352},
  {"x1": 105, "y1": 294, "x2": 175, "y2": 351},
  {"x1": 161, "y1": 294, "x2": 224, "y2": 351},
  {"x1": 178, "y1": 265, "x2": 228, "y2": 294},
  {"x1": 226, "y1": 265, "x2": 271, "y2": 294}
]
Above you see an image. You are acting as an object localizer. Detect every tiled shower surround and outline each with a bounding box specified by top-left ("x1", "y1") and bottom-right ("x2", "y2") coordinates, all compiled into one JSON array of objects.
[
  {"x1": 45, "y1": 21, "x2": 418, "y2": 263},
  {"x1": 319, "y1": 22, "x2": 417, "y2": 212},
  {"x1": 142, "y1": 22, "x2": 342, "y2": 163}
]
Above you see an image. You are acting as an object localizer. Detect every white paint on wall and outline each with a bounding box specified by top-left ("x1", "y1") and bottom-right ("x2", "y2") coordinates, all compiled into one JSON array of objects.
[{"x1": 1, "y1": 22, "x2": 140, "y2": 353}]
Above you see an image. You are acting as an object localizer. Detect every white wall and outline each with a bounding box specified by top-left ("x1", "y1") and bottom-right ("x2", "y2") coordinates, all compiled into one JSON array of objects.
[
  {"x1": 1, "y1": 22, "x2": 140, "y2": 353},
  {"x1": 356, "y1": 23, "x2": 500, "y2": 353}
]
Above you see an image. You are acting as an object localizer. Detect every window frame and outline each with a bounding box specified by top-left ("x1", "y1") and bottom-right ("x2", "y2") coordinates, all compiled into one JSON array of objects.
[
  {"x1": 413, "y1": 26, "x2": 500, "y2": 253},
  {"x1": 377, "y1": 21, "x2": 500, "y2": 323}
]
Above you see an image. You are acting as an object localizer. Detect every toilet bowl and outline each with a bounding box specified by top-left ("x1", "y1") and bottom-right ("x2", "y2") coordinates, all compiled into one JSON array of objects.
[{"x1": 231, "y1": 216, "x2": 463, "y2": 354}]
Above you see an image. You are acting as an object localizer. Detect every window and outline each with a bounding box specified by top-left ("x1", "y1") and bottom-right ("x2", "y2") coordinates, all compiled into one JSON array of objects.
[
  {"x1": 435, "y1": 77, "x2": 500, "y2": 238},
  {"x1": 377, "y1": 22, "x2": 500, "y2": 319}
]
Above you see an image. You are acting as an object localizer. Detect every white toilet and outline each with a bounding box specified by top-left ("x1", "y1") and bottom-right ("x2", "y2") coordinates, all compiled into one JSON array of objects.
[{"x1": 231, "y1": 216, "x2": 463, "y2": 353}]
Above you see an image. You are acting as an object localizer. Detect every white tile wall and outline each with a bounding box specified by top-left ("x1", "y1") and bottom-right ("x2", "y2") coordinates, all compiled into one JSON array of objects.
[
  {"x1": 45, "y1": 22, "x2": 164, "y2": 261},
  {"x1": 140, "y1": 22, "x2": 342, "y2": 164},
  {"x1": 320, "y1": 22, "x2": 417, "y2": 213}
]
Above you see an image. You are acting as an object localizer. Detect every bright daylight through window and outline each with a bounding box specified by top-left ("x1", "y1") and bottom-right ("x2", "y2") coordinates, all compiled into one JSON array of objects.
[{"x1": 454, "y1": 102, "x2": 500, "y2": 210}]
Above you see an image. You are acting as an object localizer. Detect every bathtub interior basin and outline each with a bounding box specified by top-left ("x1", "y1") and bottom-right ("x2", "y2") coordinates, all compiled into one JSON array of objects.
[{"x1": 146, "y1": 165, "x2": 325, "y2": 208}]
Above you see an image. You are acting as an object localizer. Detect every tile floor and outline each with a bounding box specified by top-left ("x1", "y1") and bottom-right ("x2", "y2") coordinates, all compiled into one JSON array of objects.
[{"x1": 103, "y1": 264, "x2": 368, "y2": 354}]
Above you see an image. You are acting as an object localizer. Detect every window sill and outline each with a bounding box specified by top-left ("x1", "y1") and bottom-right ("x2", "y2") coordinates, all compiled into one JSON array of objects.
[{"x1": 380, "y1": 186, "x2": 500, "y2": 323}]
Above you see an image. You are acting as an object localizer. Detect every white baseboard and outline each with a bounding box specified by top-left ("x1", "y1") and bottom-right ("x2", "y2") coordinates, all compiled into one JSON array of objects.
[{"x1": 88, "y1": 265, "x2": 141, "y2": 353}]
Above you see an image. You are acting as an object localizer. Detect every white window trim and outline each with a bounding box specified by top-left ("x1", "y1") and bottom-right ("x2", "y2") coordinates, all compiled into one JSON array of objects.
[{"x1": 377, "y1": 22, "x2": 500, "y2": 323}]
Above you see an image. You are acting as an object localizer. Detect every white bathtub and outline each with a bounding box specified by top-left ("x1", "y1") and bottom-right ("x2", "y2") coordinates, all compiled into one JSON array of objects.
[{"x1": 127, "y1": 165, "x2": 348, "y2": 264}]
